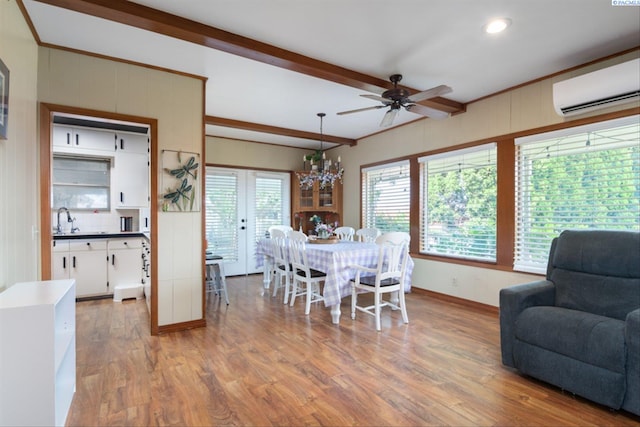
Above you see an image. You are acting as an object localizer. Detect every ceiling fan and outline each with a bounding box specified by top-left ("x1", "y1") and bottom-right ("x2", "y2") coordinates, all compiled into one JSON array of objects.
[{"x1": 337, "y1": 74, "x2": 453, "y2": 127}]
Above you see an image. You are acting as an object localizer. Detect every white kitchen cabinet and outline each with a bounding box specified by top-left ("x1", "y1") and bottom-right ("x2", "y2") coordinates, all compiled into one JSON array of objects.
[
  {"x1": 52, "y1": 124, "x2": 116, "y2": 154},
  {"x1": 115, "y1": 132, "x2": 148, "y2": 155},
  {"x1": 0, "y1": 279, "x2": 76, "y2": 427},
  {"x1": 113, "y1": 132, "x2": 149, "y2": 208},
  {"x1": 139, "y1": 207, "x2": 151, "y2": 232},
  {"x1": 52, "y1": 239, "x2": 108, "y2": 297},
  {"x1": 113, "y1": 151, "x2": 149, "y2": 208},
  {"x1": 108, "y1": 238, "x2": 143, "y2": 289}
]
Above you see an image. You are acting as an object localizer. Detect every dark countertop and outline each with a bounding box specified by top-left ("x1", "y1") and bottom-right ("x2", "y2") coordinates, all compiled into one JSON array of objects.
[{"x1": 53, "y1": 232, "x2": 147, "y2": 240}]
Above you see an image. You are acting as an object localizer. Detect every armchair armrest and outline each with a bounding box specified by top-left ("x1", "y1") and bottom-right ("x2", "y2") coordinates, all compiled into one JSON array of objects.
[
  {"x1": 623, "y1": 308, "x2": 640, "y2": 415},
  {"x1": 499, "y1": 280, "x2": 555, "y2": 367}
]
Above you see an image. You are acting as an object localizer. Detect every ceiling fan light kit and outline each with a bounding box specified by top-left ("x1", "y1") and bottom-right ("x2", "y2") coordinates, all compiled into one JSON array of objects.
[
  {"x1": 337, "y1": 74, "x2": 453, "y2": 127},
  {"x1": 297, "y1": 113, "x2": 344, "y2": 190}
]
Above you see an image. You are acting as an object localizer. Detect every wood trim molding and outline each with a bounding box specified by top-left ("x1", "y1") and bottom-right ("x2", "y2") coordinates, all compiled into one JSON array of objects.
[
  {"x1": 411, "y1": 287, "x2": 499, "y2": 316},
  {"x1": 206, "y1": 116, "x2": 357, "y2": 146}
]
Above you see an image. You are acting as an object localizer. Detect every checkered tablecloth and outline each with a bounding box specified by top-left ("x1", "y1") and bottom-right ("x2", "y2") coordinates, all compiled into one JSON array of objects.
[{"x1": 256, "y1": 239, "x2": 413, "y2": 307}]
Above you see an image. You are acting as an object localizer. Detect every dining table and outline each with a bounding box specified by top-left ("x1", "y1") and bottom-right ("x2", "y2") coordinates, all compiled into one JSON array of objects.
[{"x1": 255, "y1": 237, "x2": 413, "y2": 324}]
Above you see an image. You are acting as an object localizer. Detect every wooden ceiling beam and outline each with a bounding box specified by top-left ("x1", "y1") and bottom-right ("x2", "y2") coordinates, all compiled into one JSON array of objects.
[
  {"x1": 34, "y1": 0, "x2": 465, "y2": 115},
  {"x1": 206, "y1": 116, "x2": 357, "y2": 146}
]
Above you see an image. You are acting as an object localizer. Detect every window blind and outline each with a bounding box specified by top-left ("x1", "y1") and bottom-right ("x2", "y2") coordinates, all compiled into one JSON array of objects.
[
  {"x1": 204, "y1": 169, "x2": 238, "y2": 261},
  {"x1": 52, "y1": 156, "x2": 111, "y2": 210},
  {"x1": 255, "y1": 175, "x2": 286, "y2": 240},
  {"x1": 361, "y1": 160, "x2": 410, "y2": 233},
  {"x1": 514, "y1": 115, "x2": 640, "y2": 274},
  {"x1": 419, "y1": 143, "x2": 497, "y2": 261}
]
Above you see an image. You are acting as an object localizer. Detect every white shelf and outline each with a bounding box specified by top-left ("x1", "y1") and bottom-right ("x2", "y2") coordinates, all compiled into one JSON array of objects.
[{"x1": 0, "y1": 280, "x2": 76, "y2": 427}]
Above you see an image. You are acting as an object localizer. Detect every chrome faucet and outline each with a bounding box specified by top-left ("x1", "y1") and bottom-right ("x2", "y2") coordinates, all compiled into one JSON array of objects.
[
  {"x1": 70, "y1": 217, "x2": 80, "y2": 234},
  {"x1": 56, "y1": 207, "x2": 72, "y2": 234}
]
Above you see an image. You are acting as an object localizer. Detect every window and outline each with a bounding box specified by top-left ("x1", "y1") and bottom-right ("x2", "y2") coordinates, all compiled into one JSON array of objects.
[
  {"x1": 514, "y1": 115, "x2": 640, "y2": 273},
  {"x1": 362, "y1": 160, "x2": 410, "y2": 233},
  {"x1": 419, "y1": 143, "x2": 497, "y2": 261},
  {"x1": 52, "y1": 156, "x2": 110, "y2": 210}
]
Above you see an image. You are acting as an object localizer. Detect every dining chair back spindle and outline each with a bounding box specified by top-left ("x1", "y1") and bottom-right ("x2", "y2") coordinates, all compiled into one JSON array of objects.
[{"x1": 270, "y1": 235, "x2": 293, "y2": 304}]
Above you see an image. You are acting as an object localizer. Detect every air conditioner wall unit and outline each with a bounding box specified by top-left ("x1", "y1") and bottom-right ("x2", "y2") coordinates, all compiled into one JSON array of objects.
[{"x1": 552, "y1": 58, "x2": 640, "y2": 117}]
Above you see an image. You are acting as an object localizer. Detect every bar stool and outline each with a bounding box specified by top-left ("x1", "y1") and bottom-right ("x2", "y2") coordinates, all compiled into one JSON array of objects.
[{"x1": 206, "y1": 255, "x2": 229, "y2": 305}]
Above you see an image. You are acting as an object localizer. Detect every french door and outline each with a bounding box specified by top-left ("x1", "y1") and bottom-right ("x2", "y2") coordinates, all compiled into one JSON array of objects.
[{"x1": 205, "y1": 167, "x2": 290, "y2": 276}]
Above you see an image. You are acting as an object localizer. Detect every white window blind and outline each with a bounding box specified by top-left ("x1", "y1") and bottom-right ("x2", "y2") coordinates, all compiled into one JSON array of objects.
[
  {"x1": 205, "y1": 169, "x2": 238, "y2": 261},
  {"x1": 362, "y1": 160, "x2": 410, "y2": 233},
  {"x1": 514, "y1": 115, "x2": 640, "y2": 274},
  {"x1": 52, "y1": 156, "x2": 111, "y2": 210},
  {"x1": 419, "y1": 143, "x2": 497, "y2": 261},
  {"x1": 255, "y1": 175, "x2": 287, "y2": 240}
]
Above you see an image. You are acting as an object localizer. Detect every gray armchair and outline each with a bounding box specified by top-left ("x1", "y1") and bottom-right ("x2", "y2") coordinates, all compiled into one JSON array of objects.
[{"x1": 500, "y1": 230, "x2": 640, "y2": 415}]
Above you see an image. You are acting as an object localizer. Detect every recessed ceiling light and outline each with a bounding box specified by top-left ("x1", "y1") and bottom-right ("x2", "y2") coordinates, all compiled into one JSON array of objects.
[{"x1": 484, "y1": 18, "x2": 512, "y2": 34}]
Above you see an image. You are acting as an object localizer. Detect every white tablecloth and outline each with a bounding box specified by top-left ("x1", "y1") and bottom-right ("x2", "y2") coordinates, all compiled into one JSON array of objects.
[{"x1": 256, "y1": 238, "x2": 413, "y2": 307}]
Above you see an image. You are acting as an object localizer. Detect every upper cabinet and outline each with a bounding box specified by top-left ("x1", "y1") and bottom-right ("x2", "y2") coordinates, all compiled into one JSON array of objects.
[
  {"x1": 53, "y1": 125, "x2": 116, "y2": 154},
  {"x1": 113, "y1": 132, "x2": 150, "y2": 208},
  {"x1": 292, "y1": 172, "x2": 342, "y2": 232},
  {"x1": 292, "y1": 172, "x2": 342, "y2": 213}
]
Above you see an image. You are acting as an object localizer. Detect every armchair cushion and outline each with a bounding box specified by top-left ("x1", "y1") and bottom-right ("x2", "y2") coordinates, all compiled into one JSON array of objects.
[
  {"x1": 550, "y1": 229, "x2": 640, "y2": 320},
  {"x1": 515, "y1": 306, "x2": 625, "y2": 373}
]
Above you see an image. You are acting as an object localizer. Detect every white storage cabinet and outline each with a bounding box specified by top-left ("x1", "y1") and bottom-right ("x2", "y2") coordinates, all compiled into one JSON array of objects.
[
  {"x1": 52, "y1": 239, "x2": 108, "y2": 298},
  {"x1": 108, "y1": 238, "x2": 144, "y2": 289},
  {"x1": 0, "y1": 280, "x2": 76, "y2": 427},
  {"x1": 52, "y1": 124, "x2": 116, "y2": 154},
  {"x1": 113, "y1": 132, "x2": 149, "y2": 208}
]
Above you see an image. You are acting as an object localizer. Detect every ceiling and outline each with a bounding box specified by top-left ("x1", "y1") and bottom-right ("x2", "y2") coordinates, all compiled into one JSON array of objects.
[{"x1": 21, "y1": 0, "x2": 640, "y2": 151}]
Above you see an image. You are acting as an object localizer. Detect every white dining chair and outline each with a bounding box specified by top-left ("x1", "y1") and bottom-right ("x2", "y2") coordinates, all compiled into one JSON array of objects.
[
  {"x1": 268, "y1": 225, "x2": 293, "y2": 237},
  {"x1": 334, "y1": 226, "x2": 355, "y2": 241},
  {"x1": 355, "y1": 227, "x2": 381, "y2": 243},
  {"x1": 288, "y1": 233, "x2": 325, "y2": 314},
  {"x1": 350, "y1": 231, "x2": 410, "y2": 331}
]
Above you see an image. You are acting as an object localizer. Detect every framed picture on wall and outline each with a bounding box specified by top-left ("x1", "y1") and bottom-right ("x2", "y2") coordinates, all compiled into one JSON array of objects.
[{"x1": 0, "y1": 57, "x2": 9, "y2": 140}]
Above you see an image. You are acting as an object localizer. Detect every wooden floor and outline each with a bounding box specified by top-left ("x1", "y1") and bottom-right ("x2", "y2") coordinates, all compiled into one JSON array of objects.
[{"x1": 67, "y1": 275, "x2": 640, "y2": 426}]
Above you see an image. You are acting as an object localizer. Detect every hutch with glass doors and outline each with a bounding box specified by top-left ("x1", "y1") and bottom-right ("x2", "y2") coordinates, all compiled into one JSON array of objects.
[{"x1": 292, "y1": 172, "x2": 342, "y2": 235}]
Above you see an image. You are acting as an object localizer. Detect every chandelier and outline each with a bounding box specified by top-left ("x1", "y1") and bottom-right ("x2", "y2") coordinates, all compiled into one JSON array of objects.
[{"x1": 297, "y1": 113, "x2": 344, "y2": 190}]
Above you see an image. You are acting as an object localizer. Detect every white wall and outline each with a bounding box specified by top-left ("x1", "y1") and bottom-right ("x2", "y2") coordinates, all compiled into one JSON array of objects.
[
  {"x1": 0, "y1": 0, "x2": 40, "y2": 292},
  {"x1": 38, "y1": 48, "x2": 205, "y2": 327},
  {"x1": 206, "y1": 135, "x2": 306, "y2": 170}
]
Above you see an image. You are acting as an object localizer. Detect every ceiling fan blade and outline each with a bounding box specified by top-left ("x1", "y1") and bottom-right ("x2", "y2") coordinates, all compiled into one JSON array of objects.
[
  {"x1": 405, "y1": 103, "x2": 450, "y2": 119},
  {"x1": 360, "y1": 94, "x2": 393, "y2": 103},
  {"x1": 407, "y1": 84, "x2": 453, "y2": 103},
  {"x1": 337, "y1": 105, "x2": 386, "y2": 115},
  {"x1": 380, "y1": 108, "x2": 398, "y2": 127}
]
